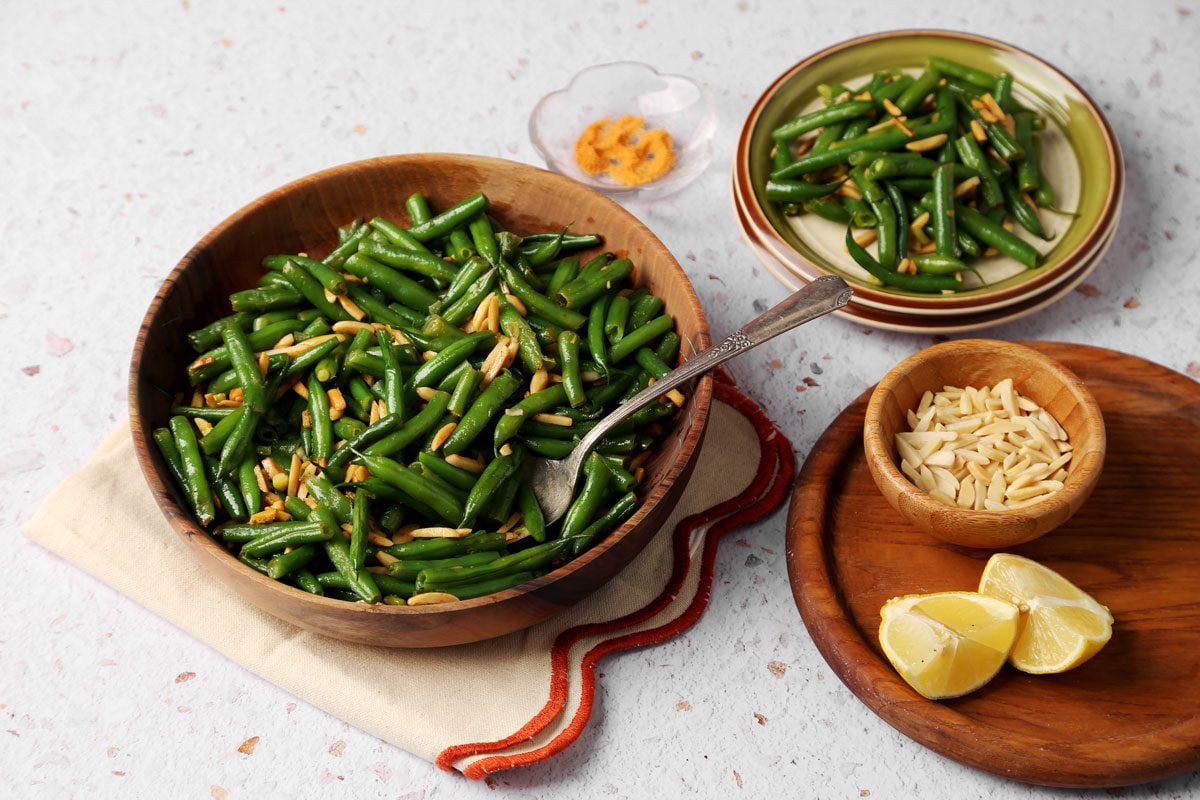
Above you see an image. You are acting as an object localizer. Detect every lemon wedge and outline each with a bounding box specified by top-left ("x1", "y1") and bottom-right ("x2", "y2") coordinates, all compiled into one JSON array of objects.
[
  {"x1": 878, "y1": 591, "x2": 1019, "y2": 699},
  {"x1": 978, "y1": 553, "x2": 1114, "y2": 675}
]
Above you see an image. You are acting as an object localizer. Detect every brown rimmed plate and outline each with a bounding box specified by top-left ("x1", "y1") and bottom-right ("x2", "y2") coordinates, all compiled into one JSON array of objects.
[{"x1": 733, "y1": 29, "x2": 1123, "y2": 317}]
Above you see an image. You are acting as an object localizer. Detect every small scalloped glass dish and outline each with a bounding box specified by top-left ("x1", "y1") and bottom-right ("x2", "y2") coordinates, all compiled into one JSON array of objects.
[{"x1": 529, "y1": 61, "x2": 718, "y2": 202}]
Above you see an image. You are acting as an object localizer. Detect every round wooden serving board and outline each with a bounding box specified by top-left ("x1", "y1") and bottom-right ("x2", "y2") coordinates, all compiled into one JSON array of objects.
[{"x1": 786, "y1": 343, "x2": 1200, "y2": 788}]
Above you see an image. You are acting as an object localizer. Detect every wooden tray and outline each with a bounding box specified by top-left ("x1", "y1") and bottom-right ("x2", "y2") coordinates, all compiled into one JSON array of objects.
[{"x1": 786, "y1": 343, "x2": 1200, "y2": 788}]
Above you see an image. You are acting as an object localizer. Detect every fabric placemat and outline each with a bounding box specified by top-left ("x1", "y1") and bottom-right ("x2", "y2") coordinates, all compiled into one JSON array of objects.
[{"x1": 24, "y1": 379, "x2": 793, "y2": 778}]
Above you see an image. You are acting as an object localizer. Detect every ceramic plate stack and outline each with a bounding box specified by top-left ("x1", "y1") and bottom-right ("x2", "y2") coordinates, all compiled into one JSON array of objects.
[{"x1": 732, "y1": 30, "x2": 1123, "y2": 334}]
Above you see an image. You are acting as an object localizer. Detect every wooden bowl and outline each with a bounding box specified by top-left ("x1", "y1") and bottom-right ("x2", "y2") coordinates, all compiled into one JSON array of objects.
[
  {"x1": 129, "y1": 154, "x2": 713, "y2": 648},
  {"x1": 863, "y1": 339, "x2": 1104, "y2": 548}
]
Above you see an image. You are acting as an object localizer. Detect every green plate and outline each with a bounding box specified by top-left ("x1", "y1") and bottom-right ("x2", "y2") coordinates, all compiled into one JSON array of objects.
[{"x1": 741, "y1": 30, "x2": 1122, "y2": 305}]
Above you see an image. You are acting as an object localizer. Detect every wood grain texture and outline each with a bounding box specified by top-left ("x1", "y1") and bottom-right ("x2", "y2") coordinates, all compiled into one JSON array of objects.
[
  {"x1": 863, "y1": 339, "x2": 1105, "y2": 548},
  {"x1": 787, "y1": 342, "x2": 1200, "y2": 788},
  {"x1": 129, "y1": 154, "x2": 712, "y2": 648}
]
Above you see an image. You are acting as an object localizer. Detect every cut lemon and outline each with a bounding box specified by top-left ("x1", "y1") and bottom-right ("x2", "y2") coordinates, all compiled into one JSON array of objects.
[
  {"x1": 878, "y1": 591, "x2": 1019, "y2": 700},
  {"x1": 978, "y1": 553, "x2": 1114, "y2": 675}
]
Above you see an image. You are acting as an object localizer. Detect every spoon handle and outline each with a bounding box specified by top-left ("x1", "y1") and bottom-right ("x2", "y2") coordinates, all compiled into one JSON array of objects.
[{"x1": 571, "y1": 275, "x2": 852, "y2": 461}]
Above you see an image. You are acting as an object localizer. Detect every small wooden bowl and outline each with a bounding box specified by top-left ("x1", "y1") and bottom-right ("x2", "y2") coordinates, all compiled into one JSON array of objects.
[
  {"x1": 130, "y1": 154, "x2": 712, "y2": 648},
  {"x1": 863, "y1": 339, "x2": 1105, "y2": 548}
]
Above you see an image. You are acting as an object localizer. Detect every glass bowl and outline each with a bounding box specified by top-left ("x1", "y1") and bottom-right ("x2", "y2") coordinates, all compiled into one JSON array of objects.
[{"x1": 529, "y1": 61, "x2": 718, "y2": 202}]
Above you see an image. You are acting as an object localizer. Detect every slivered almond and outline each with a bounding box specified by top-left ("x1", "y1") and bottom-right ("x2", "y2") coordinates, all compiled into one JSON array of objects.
[
  {"x1": 529, "y1": 368, "x2": 550, "y2": 394},
  {"x1": 338, "y1": 294, "x2": 365, "y2": 320},
  {"x1": 905, "y1": 133, "x2": 948, "y2": 152},
  {"x1": 327, "y1": 388, "x2": 346, "y2": 420},
  {"x1": 533, "y1": 413, "x2": 573, "y2": 426},
  {"x1": 505, "y1": 293, "x2": 527, "y2": 316},
  {"x1": 287, "y1": 452, "x2": 302, "y2": 497},
  {"x1": 194, "y1": 418, "x2": 214, "y2": 436},
  {"x1": 410, "y1": 527, "x2": 472, "y2": 539},
  {"x1": 407, "y1": 592, "x2": 460, "y2": 606},
  {"x1": 430, "y1": 422, "x2": 457, "y2": 451},
  {"x1": 446, "y1": 454, "x2": 484, "y2": 473},
  {"x1": 415, "y1": 386, "x2": 439, "y2": 402}
]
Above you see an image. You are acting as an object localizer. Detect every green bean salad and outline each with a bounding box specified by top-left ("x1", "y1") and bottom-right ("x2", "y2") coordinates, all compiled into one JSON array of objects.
[
  {"x1": 767, "y1": 56, "x2": 1060, "y2": 294},
  {"x1": 155, "y1": 191, "x2": 684, "y2": 606}
]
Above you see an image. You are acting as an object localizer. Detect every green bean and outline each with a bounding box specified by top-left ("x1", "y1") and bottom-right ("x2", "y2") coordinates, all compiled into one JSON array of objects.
[
  {"x1": 953, "y1": 203, "x2": 1040, "y2": 268},
  {"x1": 558, "y1": 453, "x2": 611, "y2": 540},
  {"x1": 556, "y1": 258, "x2": 633, "y2": 309},
  {"x1": 461, "y1": 448, "x2": 520, "y2": 528},
  {"x1": 168, "y1": 416, "x2": 215, "y2": 526},
  {"x1": 764, "y1": 179, "x2": 843, "y2": 203},
  {"x1": 343, "y1": 253, "x2": 437, "y2": 313},
  {"x1": 279, "y1": 259, "x2": 351, "y2": 322},
  {"x1": 895, "y1": 68, "x2": 941, "y2": 114},
  {"x1": 841, "y1": 196, "x2": 877, "y2": 227},
  {"x1": 315, "y1": 502, "x2": 380, "y2": 603},
  {"x1": 499, "y1": 295, "x2": 545, "y2": 374},
  {"x1": 448, "y1": 366, "x2": 481, "y2": 418},
  {"x1": 216, "y1": 404, "x2": 260, "y2": 476},
  {"x1": 493, "y1": 384, "x2": 569, "y2": 450},
  {"x1": 772, "y1": 99, "x2": 875, "y2": 141},
  {"x1": 927, "y1": 56, "x2": 998, "y2": 91},
  {"x1": 954, "y1": 135, "x2": 1004, "y2": 210},
  {"x1": 365, "y1": 218, "x2": 431, "y2": 257},
  {"x1": 626, "y1": 293, "x2": 665, "y2": 333},
  {"x1": 417, "y1": 538, "x2": 572, "y2": 591},
  {"x1": 188, "y1": 312, "x2": 252, "y2": 352},
  {"x1": 376, "y1": 329, "x2": 406, "y2": 421},
  {"x1": 366, "y1": 390, "x2": 450, "y2": 457},
  {"x1": 913, "y1": 254, "x2": 969, "y2": 274},
  {"x1": 306, "y1": 373, "x2": 333, "y2": 462},
  {"x1": 655, "y1": 331, "x2": 681, "y2": 366},
  {"x1": 432, "y1": 571, "x2": 534, "y2": 600},
  {"x1": 446, "y1": 228, "x2": 475, "y2": 265},
  {"x1": 386, "y1": 551, "x2": 500, "y2": 581},
  {"x1": 406, "y1": 192, "x2": 433, "y2": 226},
  {"x1": 266, "y1": 544, "x2": 319, "y2": 580},
  {"x1": 863, "y1": 156, "x2": 977, "y2": 181},
  {"x1": 219, "y1": 322, "x2": 268, "y2": 413},
  {"x1": 355, "y1": 453, "x2": 464, "y2": 525},
  {"x1": 386, "y1": 530, "x2": 506, "y2": 560},
  {"x1": 885, "y1": 181, "x2": 909, "y2": 262},
  {"x1": 238, "y1": 455, "x2": 262, "y2": 516},
  {"x1": 845, "y1": 228, "x2": 958, "y2": 293},
  {"x1": 557, "y1": 331, "x2": 586, "y2": 408},
  {"x1": 358, "y1": 239, "x2": 458, "y2": 283},
  {"x1": 350, "y1": 489, "x2": 369, "y2": 569},
  {"x1": 517, "y1": 483, "x2": 546, "y2": 542},
  {"x1": 570, "y1": 491, "x2": 638, "y2": 556},
  {"x1": 409, "y1": 331, "x2": 494, "y2": 389},
  {"x1": 1015, "y1": 115, "x2": 1041, "y2": 193},
  {"x1": 603, "y1": 296, "x2": 630, "y2": 344},
  {"x1": 849, "y1": 169, "x2": 898, "y2": 270},
  {"x1": 442, "y1": 370, "x2": 521, "y2": 455},
  {"x1": 608, "y1": 314, "x2": 673, "y2": 364},
  {"x1": 635, "y1": 347, "x2": 671, "y2": 380},
  {"x1": 286, "y1": 254, "x2": 348, "y2": 296},
  {"x1": 1001, "y1": 179, "x2": 1048, "y2": 240},
  {"x1": 416, "y1": 452, "x2": 478, "y2": 492},
  {"x1": 294, "y1": 571, "x2": 324, "y2": 595},
  {"x1": 197, "y1": 407, "x2": 246, "y2": 456},
  {"x1": 241, "y1": 521, "x2": 329, "y2": 558},
  {"x1": 545, "y1": 258, "x2": 579, "y2": 298},
  {"x1": 305, "y1": 472, "x2": 353, "y2": 524},
  {"x1": 408, "y1": 193, "x2": 488, "y2": 242},
  {"x1": 932, "y1": 162, "x2": 957, "y2": 259},
  {"x1": 230, "y1": 285, "x2": 303, "y2": 312},
  {"x1": 440, "y1": 268, "x2": 497, "y2": 326},
  {"x1": 324, "y1": 222, "x2": 372, "y2": 267}
]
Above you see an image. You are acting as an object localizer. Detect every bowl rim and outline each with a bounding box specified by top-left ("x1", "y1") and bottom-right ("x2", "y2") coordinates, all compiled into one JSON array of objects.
[
  {"x1": 129, "y1": 152, "x2": 713, "y2": 618},
  {"x1": 733, "y1": 28, "x2": 1124, "y2": 312},
  {"x1": 862, "y1": 338, "x2": 1106, "y2": 531}
]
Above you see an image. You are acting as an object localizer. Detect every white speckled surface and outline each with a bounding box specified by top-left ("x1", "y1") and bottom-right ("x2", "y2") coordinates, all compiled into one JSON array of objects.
[{"x1": 2, "y1": 1, "x2": 1198, "y2": 797}]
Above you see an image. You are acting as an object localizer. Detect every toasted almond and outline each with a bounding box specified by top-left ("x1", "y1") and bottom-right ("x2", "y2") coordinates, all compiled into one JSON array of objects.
[
  {"x1": 194, "y1": 417, "x2": 214, "y2": 436},
  {"x1": 505, "y1": 293, "x2": 527, "y2": 316},
  {"x1": 410, "y1": 526, "x2": 472, "y2": 539},
  {"x1": 666, "y1": 389, "x2": 686, "y2": 408},
  {"x1": 445, "y1": 454, "x2": 484, "y2": 473},
  {"x1": 368, "y1": 533, "x2": 393, "y2": 548},
  {"x1": 249, "y1": 508, "x2": 278, "y2": 524},
  {"x1": 338, "y1": 294, "x2": 365, "y2": 320},
  {"x1": 332, "y1": 321, "x2": 375, "y2": 335},
  {"x1": 327, "y1": 388, "x2": 346, "y2": 420},
  {"x1": 970, "y1": 119, "x2": 987, "y2": 142},
  {"x1": 292, "y1": 381, "x2": 309, "y2": 400},
  {"x1": 407, "y1": 592, "x2": 460, "y2": 606},
  {"x1": 954, "y1": 176, "x2": 981, "y2": 198},
  {"x1": 905, "y1": 133, "x2": 948, "y2": 152},
  {"x1": 416, "y1": 386, "x2": 439, "y2": 402},
  {"x1": 529, "y1": 368, "x2": 550, "y2": 394},
  {"x1": 287, "y1": 452, "x2": 302, "y2": 497},
  {"x1": 533, "y1": 413, "x2": 573, "y2": 427},
  {"x1": 430, "y1": 422, "x2": 457, "y2": 451}
]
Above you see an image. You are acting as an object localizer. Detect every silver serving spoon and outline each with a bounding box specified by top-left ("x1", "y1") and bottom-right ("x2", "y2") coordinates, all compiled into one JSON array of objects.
[{"x1": 529, "y1": 274, "x2": 853, "y2": 523}]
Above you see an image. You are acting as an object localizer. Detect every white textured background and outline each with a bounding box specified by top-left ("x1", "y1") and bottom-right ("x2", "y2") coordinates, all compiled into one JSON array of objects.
[{"x1": 2, "y1": 1, "x2": 1198, "y2": 798}]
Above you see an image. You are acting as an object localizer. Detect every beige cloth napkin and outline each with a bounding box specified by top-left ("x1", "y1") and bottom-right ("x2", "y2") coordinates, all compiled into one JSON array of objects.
[{"x1": 23, "y1": 384, "x2": 790, "y2": 777}]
